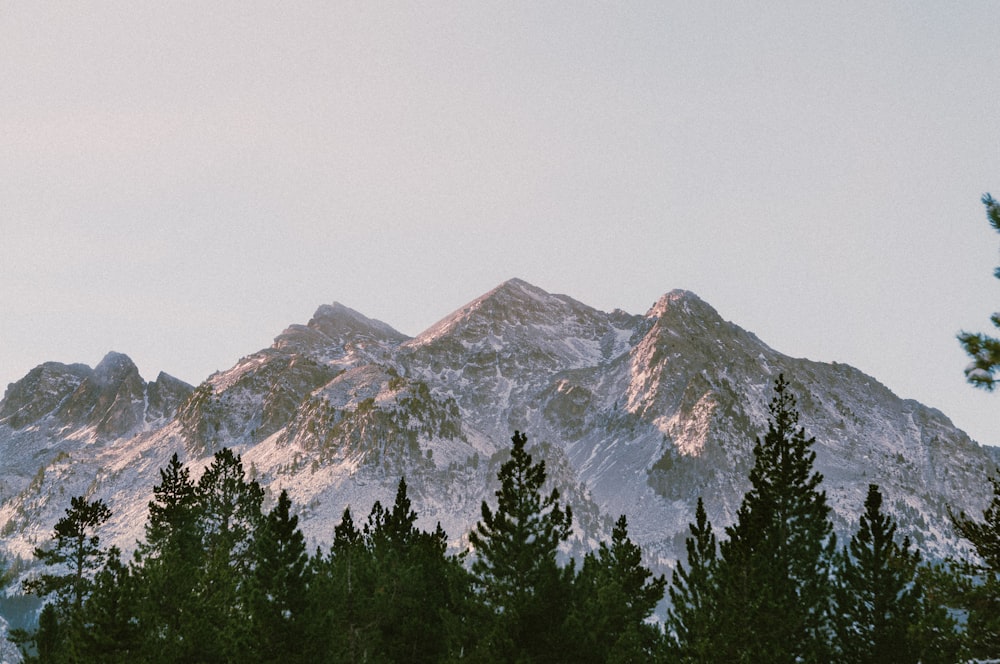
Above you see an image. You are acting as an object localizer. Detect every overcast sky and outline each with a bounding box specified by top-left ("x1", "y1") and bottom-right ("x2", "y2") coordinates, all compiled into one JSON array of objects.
[{"x1": 2, "y1": 2, "x2": 999, "y2": 445}]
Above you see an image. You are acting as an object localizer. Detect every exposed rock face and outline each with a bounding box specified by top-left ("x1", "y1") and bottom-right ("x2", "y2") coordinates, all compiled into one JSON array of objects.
[
  {"x1": 0, "y1": 280, "x2": 995, "y2": 578},
  {"x1": 0, "y1": 353, "x2": 192, "y2": 439}
]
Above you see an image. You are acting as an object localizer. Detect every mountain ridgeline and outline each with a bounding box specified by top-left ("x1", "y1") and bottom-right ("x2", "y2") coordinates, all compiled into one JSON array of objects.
[{"x1": 0, "y1": 278, "x2": 995, "y2": 574}]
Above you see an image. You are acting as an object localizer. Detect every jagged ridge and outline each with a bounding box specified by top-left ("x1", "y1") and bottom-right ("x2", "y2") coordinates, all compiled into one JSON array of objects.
[{"x1": 0, "y1": 281, "x2": 996, "y2": 581}]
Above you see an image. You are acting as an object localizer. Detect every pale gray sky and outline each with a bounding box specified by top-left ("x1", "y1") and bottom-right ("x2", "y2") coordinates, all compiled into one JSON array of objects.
[{"x1": 2, "y1": 2, "x2": 999, "y2": 444}]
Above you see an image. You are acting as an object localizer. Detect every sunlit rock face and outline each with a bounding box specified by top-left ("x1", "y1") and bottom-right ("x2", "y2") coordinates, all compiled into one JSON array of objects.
[{"x1": 0, "y1": 280, "x2": 995, "y2": 577}]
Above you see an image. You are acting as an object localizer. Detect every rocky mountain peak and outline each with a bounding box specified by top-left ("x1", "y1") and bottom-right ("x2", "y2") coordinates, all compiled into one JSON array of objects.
[
  {"x1": 0, "y1": 281, "x2": 996, "y2": 592},
  {"x1": 93, "y1": 351, "x2": 141, "y2": 385},
  {"x1": 308, "y1": 303, "x2": 408, "y2": 343},
  {"x1": 0, "y1": 361, "x2": 92, "y2": 429},
  {"x1": 412, "y1": 278, "x2": 621, "y2": 349},
  {"x1": 273, "y1": 302, "x2": 408, "y2": 361},
  {"x1": 647, "y1": 289, "x2": 721, "y2": 324},
  {"x1": 0, "y1": 353, "x2": 193, "y2": 441}
]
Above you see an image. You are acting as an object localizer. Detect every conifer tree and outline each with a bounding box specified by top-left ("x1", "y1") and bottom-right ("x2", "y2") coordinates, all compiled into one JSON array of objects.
[
  {"x1": 76, "y1": 547, "x2": 140, "y2": 663},
  {"x1": 246, "y1": 489, "x2": 310, "y2": 664},
  {"x1": 27, "y1": 496, "x2": 113, "y2": 612},
  {"x1": 15, "y1": 496, "x2": 113, "y2": 662},
  {"x1": 363, "y1": 478, "x2": 468, "y2": 663},
  {"x1": 665, "y1": 497, "x2": 718, "y2": 663},
  {"x1": 952, "y1": 473, "x2": 1000, "y2": 657},
  {"x1": 303, "y1": 506, "x2": 377, "y2": 664},
  {"x1": 832, "y1": 484, "x2": 925, "y2": 663},
  {"x1": 959, "y1": 193, "x2": 1000, "y2": 389},
  {"x1": 191, "y1": 447, "x2": 264, "y2": 661},
  {"x1": 469, "y1": 430, "x2": 574, "y2": 662},
  {"x1": 714, "y1": 375, "x2": 835, "y2": 664},
  {"x1": 132, "y1": 452, "x2": 203, "y2": 663},
  {"x1": 567, "y1": 514, "x2": 666, "y2": 663}
]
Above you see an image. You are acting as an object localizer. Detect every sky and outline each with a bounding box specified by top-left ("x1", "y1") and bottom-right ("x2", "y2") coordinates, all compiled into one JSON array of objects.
[{"x1": 2, "y1": 2, "x2": 999, "y2": 445}]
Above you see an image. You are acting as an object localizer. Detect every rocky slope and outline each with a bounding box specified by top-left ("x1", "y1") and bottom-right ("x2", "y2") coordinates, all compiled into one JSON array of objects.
[{"x1": 0, "y1": 279, "x2": 996, "y2": 580}]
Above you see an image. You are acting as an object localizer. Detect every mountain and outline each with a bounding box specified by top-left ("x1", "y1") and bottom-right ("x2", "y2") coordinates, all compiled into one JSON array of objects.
[{"x1": 0, "y1": 279, "x2": 996, "y2": 580}]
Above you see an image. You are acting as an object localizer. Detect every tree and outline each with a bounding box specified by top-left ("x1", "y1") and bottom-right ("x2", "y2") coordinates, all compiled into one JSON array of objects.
[
  {"x1": 832, "y1": 484, "x2": 926, "y2": 663},
  {"x1": 15, "y1": 496, "x2": 113, "y2": 662},
  {"x1": 713, "y1": 375, "x2": 835, "y2": 663},
  {"x1": 567, "y1": 514, "x2": 666, "y2": 663},
  {"x1": 363, "y1": 478, "x2": 469, "y2": 663},
  {"x1": 131, "y1": 452, "x2": 203, "y2": 663},
  {"x1": 304, "y1": 481, "x2": 471, "y2": 664},
  {"x1": 28, "y1": 496, "x2": 113, "y2": 611},
  {"x1": 246, "y1": 489, "x2": 310, "y2": 664},
  {"x1": 952, "y1": 474, "x2": 1000, "y2": 657},
  {"x1": 959, "y1": 193, "x2": 1000, "y2": 389},
  {"x1": 665, "y1": 497, "x2": 718, "y2": 663},
  {"x1": 303, "y1": 506, "x2": 378, "y2": 664},
  {"x1": 190, "y1": 447, "x2": 265, "y2": 661},
  {"x1": 75, "y1": 547, "x2": 141, "y2": 663},
  {"x1": 468, "y1": 430, "x2": 574, "y2": 662}
]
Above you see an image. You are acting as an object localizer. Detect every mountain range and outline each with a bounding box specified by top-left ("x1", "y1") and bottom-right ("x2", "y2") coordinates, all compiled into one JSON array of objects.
[{"x1": 1, "y1": 278, "x2": 996, "y2": 582}]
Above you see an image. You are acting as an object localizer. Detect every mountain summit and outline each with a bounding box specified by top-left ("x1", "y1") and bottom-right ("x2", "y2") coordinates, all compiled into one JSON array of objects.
[{"x1": 0, "y1": 280, "x2": 995, "y2": 575}]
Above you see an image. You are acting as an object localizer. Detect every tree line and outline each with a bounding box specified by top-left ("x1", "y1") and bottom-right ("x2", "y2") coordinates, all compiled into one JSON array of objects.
[{"x1": 9, "y1": 375, "x2": 1000, "y2": 662}]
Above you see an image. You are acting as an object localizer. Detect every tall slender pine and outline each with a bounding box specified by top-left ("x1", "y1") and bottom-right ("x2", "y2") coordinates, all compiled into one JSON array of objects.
[
  {"x1": 469, "y1": 431, "x2": 574, "y2": 662},
  {"x1": 714, "y1": 375, "x2": 835, "y2": 663},
  {"x1": 665, "y1": 496, "x2": 718, "y2": 663}
]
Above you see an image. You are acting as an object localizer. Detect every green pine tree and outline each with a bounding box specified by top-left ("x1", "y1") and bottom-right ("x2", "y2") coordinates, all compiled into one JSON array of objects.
[
  {"x1": 832, "y1": 484, "x2": 927, "y2": 663},
  {"x1": 714, "y1": 375, "x2": 835, "y2": 664},
  {"x1": 192, "y1": 447, "x2": 264, "y2": 661},
  {"x1": 303, "y1": 506, "x2": 378, "y2": 664},
  {"x1": 14, "y1": 496, "x2": 113, "y2": 662},
  {"x1": 468, "y1": 431, "x2": 574, "y2": 662},
  {"x1": 75, "y1": 547, "x2": 141, "y2": 663},
  {"x1": 665, "y1": 496, "x2": 718, "y2": 663},
  {"x1": 959, "y1": 193, "x2": 1000, "y2": 389},
  {"x1": 364, "y1": 478, "x2": 469, "y2": 663},
  {"x1": 246, "y1": 489, "x2": 311, "y2": 664},
  {"x1": 567, "y1": 514, "x2": 666, "y2": 663},
  {"x1": 131, "y1": 452, "x2": 203, "y2": 663},
  {"x1": 952, "y1": 473, "x2": 1000, "y2": 658}
]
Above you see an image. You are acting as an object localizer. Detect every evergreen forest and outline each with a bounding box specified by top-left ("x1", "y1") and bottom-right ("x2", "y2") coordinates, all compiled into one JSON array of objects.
[{"x1": 9, "y1": 375, "x2": 1000, "y2": 663}]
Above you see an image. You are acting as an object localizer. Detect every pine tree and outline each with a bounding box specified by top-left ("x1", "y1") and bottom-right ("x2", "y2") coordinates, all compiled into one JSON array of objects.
[
  {"x1": 364, "y1": 478, "x2": 468, "y2": 663},
  {"x1": 191, "y1": 447, "x2": 264, "y2": 661},
  {"x1": 131, "y1": 452, "x2": 203, "y2": 663},
  {"x1": 76, "y1": 547, "x2": 141, "y2": 663},
  {"x1": 952, "y1": 473, "x2": 1000, "y2": 657},
  {"x1": 303, "y1": 506, "x2": 377, "y2": 664},
  {"x1": 832, "y1": 484, "x2": 925, "y2": 663},
  {"x1": 246, "y1": 489, "x2": 310, "y2": 664},
  {"x1": 665, "y1": 496, "x2": 718, "y2": 663},
  {"x1": 27, "y1": 496, "x2": 113, "y2": 611},
  {"x1": 15, "y1": 496, "x2": 113, "y2": 663},
  {"x1": 468, "y1": 430, "x2": 574, "y2": 662},
  {"x1": 567, "y1": 514, "x2": 666, "y2": 663},
  {"x1": 959, "y1": 193, "x2": 1000, "y2": 389},
  {"x1": 714, "y1": 375, "x2": 835, "y2": 663}
]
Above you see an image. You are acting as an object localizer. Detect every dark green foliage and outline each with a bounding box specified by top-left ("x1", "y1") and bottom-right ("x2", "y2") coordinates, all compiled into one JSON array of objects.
[
  {"x1": 713, "y1": 375, "x2": 835, "y2": 663},
  {"x1": 665, "y1": 497, "x2": 718, "y2": 663},
  {"x1": 15, "y1": 496, "x2": 113, "y2": 662},
  {"x1": 832, "y1": 484, "x2": 938, "y2": 663},
  {"x1": 567, "y1": 514, "x2": 666, "y2": 663},
  {"x1": 303, "y1": 478, "x2": 472, "y2": 663},
  {"x1": 958, "y1": 193, "x2": 1000, "y2": 389},
  {"x1": 76, "y1": 547, "x2": 141, "y2": 663},
  {"x1": 952, "y1": 474, "x2": 1000, "y2": 658},
  {"x1": 132, "y1": 452, "x2": 203, "y2": 663},
  {"x1": 468, "y1": 430, "x2": 575, "y2": 662},
  {"x1": 12, "y1": 415, "x2": 981, "y2": 662},
  {"x1": 26, "y1": 496, "x2": 113, "y2": 611},
  {"x1": 190, "y1": 447, "x2": 265, "y2": 661},
  {"x1": 246, "y1": 489, "x2": 310, "y2": 663}
]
